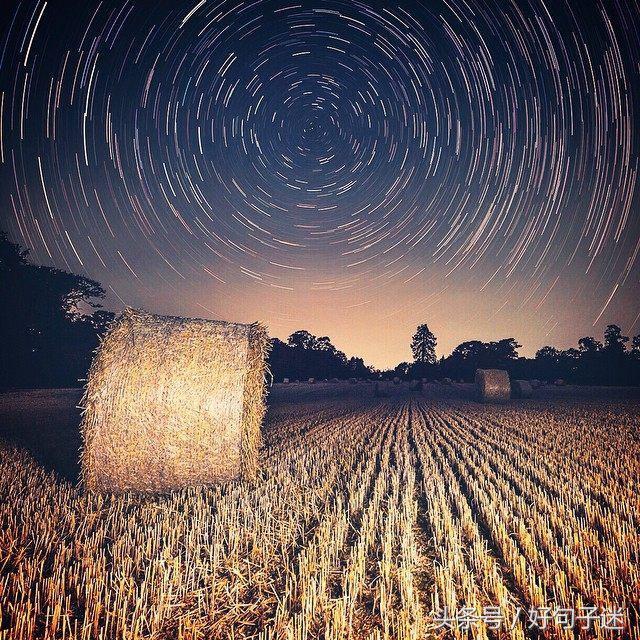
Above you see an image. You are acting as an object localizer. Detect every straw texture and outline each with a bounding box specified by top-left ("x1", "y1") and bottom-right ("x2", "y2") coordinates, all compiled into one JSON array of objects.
[
  {"x1": 80, "y1": 308, "x2": 270, "y2": 493},
  {"x1": 475, "y1": 369, "x2": 511, "y2": 403}
]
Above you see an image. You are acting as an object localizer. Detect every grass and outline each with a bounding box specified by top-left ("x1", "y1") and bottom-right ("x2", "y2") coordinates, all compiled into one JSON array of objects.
[{"x1": 0, "y1": 383, "x2": 638, "y2": 639}]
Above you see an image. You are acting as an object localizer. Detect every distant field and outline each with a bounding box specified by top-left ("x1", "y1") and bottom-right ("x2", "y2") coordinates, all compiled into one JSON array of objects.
[{"x1": 1, "y1": 383, "x2": 639, "y2": 639}]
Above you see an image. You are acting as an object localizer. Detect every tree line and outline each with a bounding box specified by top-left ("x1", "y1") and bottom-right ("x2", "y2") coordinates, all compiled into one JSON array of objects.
[
  {"x1": 393, "y1": 323, "x2": 640, "y2": 386},
  {"x1": 1, "y1": 232, "x2": 638, "y2": 388}
]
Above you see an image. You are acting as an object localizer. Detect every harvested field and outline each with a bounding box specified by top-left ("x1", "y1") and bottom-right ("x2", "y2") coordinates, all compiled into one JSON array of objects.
[{"x1": 0, "y1": 383, "x2": 639, "y2": 639}]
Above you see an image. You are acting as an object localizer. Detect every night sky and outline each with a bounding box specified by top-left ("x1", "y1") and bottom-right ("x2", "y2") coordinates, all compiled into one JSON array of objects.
[{"x1": 1, "y1": 0, "x2": 639, "y2": 368}]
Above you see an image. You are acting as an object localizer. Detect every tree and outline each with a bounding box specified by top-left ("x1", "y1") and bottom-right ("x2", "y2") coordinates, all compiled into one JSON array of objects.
[
  {"x1": 0, "y1": 231, "x2": 112, "y2": 388},
  {"x1": 394, "y1": 362, "x2": 410, "y2": 378},
  {"x1": 411, "y1": 324, "x2": 437, "y2": 364},
  {"x1": 578, "y1": 336, "x2": 602, "y2": 353},
  {"x1": 603, "y1": 324, "x2": 628, "y2": 353},
  {"x1": 269, "y1": 330, "x2": 373, "y2": 381},
  {"x1": 488, "y1": 338, "x2": 521, "y2": 368},
  {"x1": 287, "y1": 330, "x2": 317, "y2": 350}
]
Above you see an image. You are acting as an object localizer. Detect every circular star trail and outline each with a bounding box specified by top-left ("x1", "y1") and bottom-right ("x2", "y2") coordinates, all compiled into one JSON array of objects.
[{"x1": 1, "y1": 0, "x2": 640, "y2": 364}]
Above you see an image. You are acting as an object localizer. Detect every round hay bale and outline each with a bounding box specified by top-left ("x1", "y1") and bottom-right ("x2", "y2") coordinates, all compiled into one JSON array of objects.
[
  {"x1": 511, "y1": 379, "x2": 533, "y2": 399},
  {"x1": 80, "y1": 308, "x2": 270, "y2": 493},
  {"x1": 475, "y1": 369, "x2": 511, "y2": 403}
]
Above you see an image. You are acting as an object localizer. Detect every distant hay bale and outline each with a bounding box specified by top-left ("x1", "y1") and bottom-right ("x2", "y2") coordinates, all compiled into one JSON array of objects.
[
  {"x1": 283, "y1": 377, "x2": 290, "y2": 384},
  {"x1": 80, "y1": 308, "x2": 270, "y2": 493},
  {"x1": 475, "y1": 369, "x2": 511, "y2": 403},
  {"x1": 511, "y1": 379, "x2": 533, "y2": 399},
  {"x1": 308, "y1": 377, "x2": 316, "y2": 384}
]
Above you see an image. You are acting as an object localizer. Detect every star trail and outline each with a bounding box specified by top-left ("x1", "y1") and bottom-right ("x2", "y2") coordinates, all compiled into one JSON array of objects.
[{"x1": 1, "y1": 0, "x2": 639, "y2": 367}]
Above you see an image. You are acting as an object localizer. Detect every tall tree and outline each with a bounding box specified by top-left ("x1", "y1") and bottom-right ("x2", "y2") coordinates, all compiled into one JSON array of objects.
[{"x1": 411, "y1": 324, "x2": 437, "y2": 364}]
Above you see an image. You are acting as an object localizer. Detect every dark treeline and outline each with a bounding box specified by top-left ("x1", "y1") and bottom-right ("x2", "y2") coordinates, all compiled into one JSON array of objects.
[
  {"x1": 431, "y1": 330, "x2": 639, "y2": 386},
  {"x1": 385, "y1": 325, "x2": 640, "y2": 386},
  {"x1": 1, "y1": 232, "x2": 639, "y2": 388},
  {"x1": 273, "y1": 325, "x2": 640, "y2": 386}
]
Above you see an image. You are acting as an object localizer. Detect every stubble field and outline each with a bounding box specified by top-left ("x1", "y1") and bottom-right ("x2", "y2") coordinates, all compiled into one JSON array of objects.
[{"x1": 0, "y1": 383, "x2": 638, "y2": 639}]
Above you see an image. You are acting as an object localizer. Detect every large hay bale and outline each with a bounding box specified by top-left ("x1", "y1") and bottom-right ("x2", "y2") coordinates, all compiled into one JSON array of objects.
[
  {"x1": 80, "y1": 308, "x2": 270, "y2": 493},
  {"x1": 511, "y1": 379, "x2": 533, "y2": 399},
  {"x1": 475, "y1": 369, "x2": 511, "y2": 403}
]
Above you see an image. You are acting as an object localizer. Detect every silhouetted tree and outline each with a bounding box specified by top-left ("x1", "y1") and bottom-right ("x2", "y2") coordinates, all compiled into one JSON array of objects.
[
  {"x1": 0, "y1": 232, "x2": 114, "y2": 388},
  {"x1": 269, "y1": 330, "x2": 373, "y2": 381},
  {"x1": 287, "y1": 330, "x2": 317, "y2": 350},
  {"x1": 411, "y1": 324, "x2": 437, "y2": 364},
  {"x1": 600, "y1": 324, "x2": 630, "y2": 385},
  {"x1": 604, "y1": 324, "x2": 628, "y2": 353},
  {"x1": 578, "y1": 336, "x2": 602, "y2": 353},
  {"x1": 394, "y1": 362, "x2": 410, "y2": 379}
]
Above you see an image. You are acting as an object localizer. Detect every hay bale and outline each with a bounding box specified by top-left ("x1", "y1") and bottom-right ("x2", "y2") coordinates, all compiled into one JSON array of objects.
[
  {"x1": 475, "y1": 369, "x2": 511, "y2": 403},
  {"x1": 308, "y1": 377, "x2": 316, "y2": 384},
  {"x1": 80, "y1": 308, "x2": 270, "y2": 493},
  {"x1": 511, "y1": 379, "x2": 533, "y2": 399}
]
